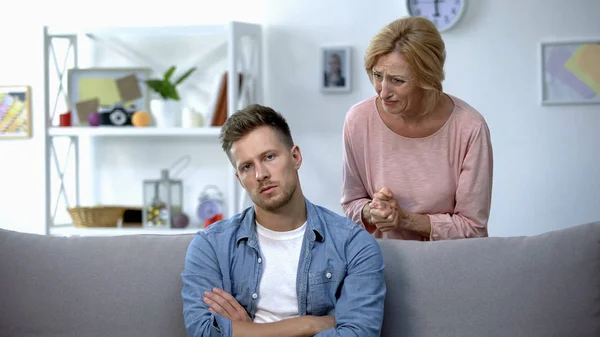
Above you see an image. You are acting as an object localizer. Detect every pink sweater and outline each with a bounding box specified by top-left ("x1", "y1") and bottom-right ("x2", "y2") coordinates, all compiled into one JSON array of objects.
[{"x1": 341, "y1": 95, "x2": 493, "y2": 241}]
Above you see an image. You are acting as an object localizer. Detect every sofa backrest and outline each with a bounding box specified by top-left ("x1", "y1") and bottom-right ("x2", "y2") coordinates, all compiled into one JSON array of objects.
[
  {"x1": 377, "y1": 221, "x2": 600, "y2": 337},
  {"x1": 0, "y1": 231, "x2": 193, "y2": 337},
  {"x1": 1, "y1": 222, "x2": 599, "y2": 337}
]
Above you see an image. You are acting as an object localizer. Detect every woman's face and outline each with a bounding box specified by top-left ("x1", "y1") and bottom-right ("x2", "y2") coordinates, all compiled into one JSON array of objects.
[{"x1": 372, "y1": 52, "x2": 423, "y2": 117}]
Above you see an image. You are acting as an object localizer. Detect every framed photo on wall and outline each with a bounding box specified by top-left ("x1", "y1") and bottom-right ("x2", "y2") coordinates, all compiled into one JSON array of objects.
[
  {"x1": 0, "y1": 85, "x2": 31, "y2": 139},
  {"x1": 540, "y1": 39, "x2": 600, "y2": 105},
  {"x1": 320, "y1": 46, "x2": 352, "y2": 93}
]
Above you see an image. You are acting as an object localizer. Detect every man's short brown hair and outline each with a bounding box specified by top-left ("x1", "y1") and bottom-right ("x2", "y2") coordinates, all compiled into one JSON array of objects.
[{"x1": 219, "y1": 104, "x2": 294, "y2": 160}]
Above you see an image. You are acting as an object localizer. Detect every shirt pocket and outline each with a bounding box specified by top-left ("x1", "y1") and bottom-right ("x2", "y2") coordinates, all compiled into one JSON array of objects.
[{"x1": 307, "y1": 269, "x2": 346, "y2": 316}]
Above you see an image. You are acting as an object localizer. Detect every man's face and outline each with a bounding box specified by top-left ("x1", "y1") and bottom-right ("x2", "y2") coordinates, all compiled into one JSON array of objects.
[{"x1": 230, "y1": 126, "x2": 302, "y2": 212}]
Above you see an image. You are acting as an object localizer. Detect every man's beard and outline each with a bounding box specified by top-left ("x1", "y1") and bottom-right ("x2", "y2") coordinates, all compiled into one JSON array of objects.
[{"x1": 252, "y1": 181, "x2": 297, "y2": 212}]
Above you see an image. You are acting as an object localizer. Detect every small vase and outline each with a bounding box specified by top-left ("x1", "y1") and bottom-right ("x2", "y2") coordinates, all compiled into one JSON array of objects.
[{"x1": 151, "y1": 99, "x2": 182, "y2": 127}]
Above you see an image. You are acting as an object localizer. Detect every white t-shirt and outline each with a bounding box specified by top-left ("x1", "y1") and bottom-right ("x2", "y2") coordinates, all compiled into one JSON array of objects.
[{"x1": 253, "y1": 221, "x2": 306, "y2": 323}]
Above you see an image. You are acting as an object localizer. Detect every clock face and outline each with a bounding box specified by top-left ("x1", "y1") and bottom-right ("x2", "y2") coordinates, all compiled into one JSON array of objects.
[
  {"x1": 407, "y1": 0, "x2": 466, "y2": 32},
  {"x1": 197, "y1": 199, "x2": 222, "y2": 220}
]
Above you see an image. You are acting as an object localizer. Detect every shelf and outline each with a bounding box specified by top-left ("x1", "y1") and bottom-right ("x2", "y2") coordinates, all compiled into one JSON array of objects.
[
  {"x1": 50, "y1": 226, "x2": 203, "y2": 237},
  {"x1": 47, "y1": 24, "x2": 229, "y2": 37},
  {"x1": 48, "y1": 126, "x2": 222, "y2": 138}
]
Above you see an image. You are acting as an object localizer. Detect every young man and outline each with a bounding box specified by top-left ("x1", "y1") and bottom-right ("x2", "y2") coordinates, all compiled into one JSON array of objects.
[{"x1": 181, "y1": 104, "x2": 386, "y2": 337}]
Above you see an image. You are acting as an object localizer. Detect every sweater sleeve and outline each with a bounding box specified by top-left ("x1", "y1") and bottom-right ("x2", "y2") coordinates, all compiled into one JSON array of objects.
[
  {"x1": 340, "y1": 117, "x2": 371, "y2": 228},
  {"x1": 428, "y1": 122, "x2": 494, "y2": 240}
]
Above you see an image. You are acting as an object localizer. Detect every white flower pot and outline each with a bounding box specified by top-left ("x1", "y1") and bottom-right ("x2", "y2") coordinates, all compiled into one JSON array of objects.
[{"x1": 151, "y1": 99, "x2": 182, "y2": 127}]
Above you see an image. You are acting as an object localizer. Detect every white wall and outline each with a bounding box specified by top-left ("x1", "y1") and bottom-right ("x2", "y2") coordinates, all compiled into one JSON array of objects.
[
  {"x1": 0, "y1": 0, "x2": 264, "y2": 234},
  {"x1": 1, "y1": 0, "x2": 599, "y2": 237},
  {"x1": 261, "y1": 0, "x2": 600, "y2": 236}
]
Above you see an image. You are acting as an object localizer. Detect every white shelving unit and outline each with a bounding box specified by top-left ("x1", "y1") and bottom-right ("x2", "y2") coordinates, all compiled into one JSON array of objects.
[
  {"x1": 42, "y1": 22, "x2": 263, "y2": 236},
  {"x1": 48, "y1": 126, "x2": 223, "y2": 137}
]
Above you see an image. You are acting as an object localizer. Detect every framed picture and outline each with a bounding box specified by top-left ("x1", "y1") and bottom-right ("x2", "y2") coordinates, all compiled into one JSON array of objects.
[
  {"x1": 540, "y1": 39, "x2": 600, "y2": 105},
  {"x1": 0, "y1": 85, "x2": 31, "y2": 139},
  {"x1": 68, "y1": 67, "x2": 152, "y2": 125},
  {"x1": 321, "y1": 46, "x2": 351, "y2": 93}
]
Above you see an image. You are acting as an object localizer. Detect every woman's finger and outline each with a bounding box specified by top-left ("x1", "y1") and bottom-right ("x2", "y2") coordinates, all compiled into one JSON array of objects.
[
  {"x1": 374, "y1": 191, "x2": 392, "y2": 201},
  {"x1": 375, "y1": 221, "x2": 395, "y2": 232},
  {"x1": 370, "y1": 207, "x2": 392, "y2": 219}
]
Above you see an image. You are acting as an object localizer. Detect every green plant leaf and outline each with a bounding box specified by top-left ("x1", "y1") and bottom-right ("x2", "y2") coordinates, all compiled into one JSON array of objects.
[
  {"x1": 164, "y1": 66, "x2": 176, "y2": 81},
  {"x1": 146, "y1": 79, "x2": 169, "y2": 99},
  {"x1": 163, "y1": 85, "x2": 180, "y2": 101},
  {"x1": 175, "y1": 67, "x2": 197, "y2": 86}
]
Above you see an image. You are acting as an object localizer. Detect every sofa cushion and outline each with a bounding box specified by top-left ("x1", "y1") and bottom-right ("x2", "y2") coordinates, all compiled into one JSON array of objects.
[
  {"x1": 378, "y1": 221, "x2": 600, "y2": 337},
  {"x1": 0, "y1": 230, "x2": 195, "y2": 337}
]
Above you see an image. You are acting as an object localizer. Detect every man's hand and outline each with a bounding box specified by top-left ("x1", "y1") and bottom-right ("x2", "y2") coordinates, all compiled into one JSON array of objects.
[
  {"x1": 307, "y1": 315, "x2": 336, "y2": 334},
  {"x1": 369, "y1": 187, "x2": 405, "y2": 232},
  {"x1": 204, "y1": 288, "x2": 251, "y2": 322}
]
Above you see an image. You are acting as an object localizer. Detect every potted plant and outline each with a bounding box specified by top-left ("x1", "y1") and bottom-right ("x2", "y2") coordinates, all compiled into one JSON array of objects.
[{"x1": 146, "y1": 65, "x2": 196, "y2": 127}]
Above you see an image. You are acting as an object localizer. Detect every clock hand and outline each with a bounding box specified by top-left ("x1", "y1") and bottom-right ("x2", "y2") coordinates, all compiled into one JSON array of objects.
[{"x1": 433, "y1": 0, "x2": 440, "y2": 17}]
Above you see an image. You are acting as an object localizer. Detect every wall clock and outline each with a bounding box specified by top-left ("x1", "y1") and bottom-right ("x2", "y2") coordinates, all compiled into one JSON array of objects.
[{"x1": 406, "y1": 0, "x2": 467, "y2": 33}]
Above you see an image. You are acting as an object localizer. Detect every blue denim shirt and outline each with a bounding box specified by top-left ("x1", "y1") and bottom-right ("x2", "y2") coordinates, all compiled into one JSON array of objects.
[{"x1": 181, "y1": 198, "x2": 386, "y2": 337}]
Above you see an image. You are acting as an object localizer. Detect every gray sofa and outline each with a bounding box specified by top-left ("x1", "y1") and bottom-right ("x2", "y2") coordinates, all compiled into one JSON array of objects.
[{"x1": 1, "y1": 221, "x2": 599, "y2": 337}]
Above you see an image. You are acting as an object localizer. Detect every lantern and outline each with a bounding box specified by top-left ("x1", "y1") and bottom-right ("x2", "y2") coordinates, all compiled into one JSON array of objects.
[{"x1": 142, "y1": 169, "x2": 183, "y2": 228}]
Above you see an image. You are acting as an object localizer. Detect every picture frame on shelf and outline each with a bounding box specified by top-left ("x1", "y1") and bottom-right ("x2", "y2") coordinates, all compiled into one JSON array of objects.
[
  {"x1": 540, "y1": 39, "x2": 600, "y2": 105},
  {"x1": 0, "y1": 85, "x2": 32, "y2": 139},
  {"x1": 67, "y1": 67, "x2": 152, "y2": 125},
  {"x1": 320, "y1": 46, "x2": 352, "y2": 93}
]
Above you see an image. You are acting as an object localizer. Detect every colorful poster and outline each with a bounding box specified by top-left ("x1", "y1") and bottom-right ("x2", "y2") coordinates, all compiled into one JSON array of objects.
[
  {"x1": 0, "y1": 86, "x2": 31, "y2": 139},
  {"x1": 542, "y1": 41, "x2": 600, "y2": 105}
]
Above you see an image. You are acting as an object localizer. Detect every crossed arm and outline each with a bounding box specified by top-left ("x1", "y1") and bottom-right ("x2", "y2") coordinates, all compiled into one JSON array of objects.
[
  {"x1": 182, "y1": 228, "x2": 385, "y2": 337},
  {"x1": 203, "y1": 287, "x2": 334, "y2": 337},
  {"x1": 181, "y1": 234, "x2": 334, "y2": 337}
]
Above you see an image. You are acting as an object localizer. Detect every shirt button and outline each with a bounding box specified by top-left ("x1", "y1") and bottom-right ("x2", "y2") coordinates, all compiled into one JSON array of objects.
[
  {"x1": 326, "y1": 272, "x2": 332, "y2": 279},
  {"x1": 257, "y1": 257, "x2": 262, "y2": 264},
  {"x1": 252, "y1": 293, "x2": 258, "y2": 299}
]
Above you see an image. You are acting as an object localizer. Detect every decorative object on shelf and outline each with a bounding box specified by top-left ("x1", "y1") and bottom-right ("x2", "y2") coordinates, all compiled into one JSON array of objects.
[
  {"x1": 88, "y1": 112, "x2": 100, "y2": 126},
  {"x1": 68, "y1": 67, "x2": 151, "y2": 126},
  {"x1": 182, "y1": 107, "x2": 205, "y2": 128},
  {"x1": 196, "y1": 185, "x2": 226, "y2": 228},
  {"x1": 406, "y1": 0, "x2": 467, "y2": 33},
  {"x1": 146, "y1": 65, "x2": 197, "y2": 127},
  {"x1": 59, "y1": 111, "x2": 72, "y2": 127},
  {"x1": 143, "y1": 169, "x2": 183, "y2": 228},
  {"x1": 75, "y1": 98, "x2": 100, "y2": 126},
  {"x1": 98, "y1": 103, "x2": 135, "y2": 126},
  {"x1": 122, "y1": 208, "x2": 143, "y2": 227},
  {"x1": 67, "y1": 206, "x2": 129, "y2": 228},
  {"x1": 0, "y1": 85, "x2": 31, "y2": 139},
  {"x1": 540, "y1": 39, "x2": 600, "y2": 105},
  {"x1": 172, "y1": 212, "x2": 190, "y2": 228},
  {"x1": 132, "y1": 111, "x2": 152, "y2": 127},
  {"x1": 320, "y1": 46, "x2": 352, "y2": 94},
  {"x1": 208, "y1": 72, "x2": 244, "y2": 127}
]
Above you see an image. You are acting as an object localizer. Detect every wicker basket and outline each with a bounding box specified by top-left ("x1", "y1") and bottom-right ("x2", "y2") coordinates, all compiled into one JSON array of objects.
[{"x1": 67, "y1": 206, "x2": 128, "y2": 228}]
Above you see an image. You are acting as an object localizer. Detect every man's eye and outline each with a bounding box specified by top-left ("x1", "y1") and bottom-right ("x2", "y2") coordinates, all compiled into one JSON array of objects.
[{"x1": 266, "y1": 154, "x2": 274, "y2": 160}]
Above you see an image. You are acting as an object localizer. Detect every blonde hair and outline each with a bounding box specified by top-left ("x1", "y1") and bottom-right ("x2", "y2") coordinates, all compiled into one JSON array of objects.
[{"x1": 364, "y1": 17, "x2": 446, "y2": 114}]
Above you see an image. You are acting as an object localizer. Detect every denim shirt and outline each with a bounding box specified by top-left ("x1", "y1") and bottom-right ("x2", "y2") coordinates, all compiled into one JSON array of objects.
[{"x1": 181, "y1": 198, "x2": 386, "y2": 337}]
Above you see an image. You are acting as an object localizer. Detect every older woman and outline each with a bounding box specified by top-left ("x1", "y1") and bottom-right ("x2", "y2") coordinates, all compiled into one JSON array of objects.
[{"x1": 341, "y1": 17, "x2": 494, "y2": 241}]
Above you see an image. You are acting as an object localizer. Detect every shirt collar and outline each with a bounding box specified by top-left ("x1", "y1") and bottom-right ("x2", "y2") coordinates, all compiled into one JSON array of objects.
[{"x1": 235, "y1": 197, "x2": 325, "y2": 245}]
